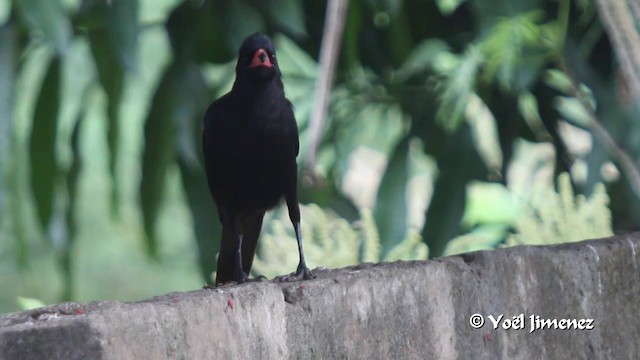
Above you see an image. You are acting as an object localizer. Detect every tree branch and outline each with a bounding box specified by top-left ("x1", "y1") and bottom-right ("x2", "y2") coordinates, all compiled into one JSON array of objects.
[
  {"x1": 594, "y1": 0, "x2": 640, "y2": 101},
  {"x1": 305, "y1": 0, "x2": 349, "y2": 172},
  {"x1": 560, "y1": 62, "x2": 640, "y2": 199}
]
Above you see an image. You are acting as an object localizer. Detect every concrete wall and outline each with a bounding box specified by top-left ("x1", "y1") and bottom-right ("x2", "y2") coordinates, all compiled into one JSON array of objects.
[{"x1": 1, "y1": 234, "x2": 639, "y2": 359}]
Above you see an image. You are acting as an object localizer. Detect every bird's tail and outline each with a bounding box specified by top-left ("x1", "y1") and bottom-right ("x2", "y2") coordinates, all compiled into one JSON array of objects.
[{"x1": 215, "y1": 212, "x2": 265, "y2": 285}]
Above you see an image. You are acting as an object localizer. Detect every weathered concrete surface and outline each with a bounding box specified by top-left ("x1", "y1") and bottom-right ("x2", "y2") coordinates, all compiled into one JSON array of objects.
[{"x1": 1, "y1": 234, "x2": 639, "y2": 359}]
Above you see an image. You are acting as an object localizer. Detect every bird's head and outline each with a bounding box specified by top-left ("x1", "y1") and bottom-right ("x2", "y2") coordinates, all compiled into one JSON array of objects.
[{"x1": 236, "y1": 33, "x2": 279, "y2": 82}]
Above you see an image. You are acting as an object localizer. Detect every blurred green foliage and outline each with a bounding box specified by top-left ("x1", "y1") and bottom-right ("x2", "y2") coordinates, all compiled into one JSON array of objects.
[
  {"x1": 1, "y1": 0, "x2": 639, "y2": 313},
  {"x1": 253, "y1": 205, "x2": 428, "y2": 278},
  {"x1": 444, "y1": 172, "x2": 612, "y2": 255}
]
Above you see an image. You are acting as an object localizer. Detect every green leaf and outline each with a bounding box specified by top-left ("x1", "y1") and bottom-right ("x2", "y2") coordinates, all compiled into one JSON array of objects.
[
  {"x1": 0, "y1": 22, "x2": 23, "y2": 267},
  {"x1": 0, "y1": 23, "x2": 16, "y2": 215},
  {"x1": 105, "y1": 0, "x2": 139, "y2": 71},
  {"x1": 174, "y1": 58, "x2": 214, "y2": 280},
  {"x1": 335, "y1": 100, "x2": 407, "y2": 210},
  {"x1": 60, "y1": 86, "x2": 89, "y2": 301},
  {"x1": 443, "y1": 224, "x2": 508, "y2": 256},
  {"x1": 140, "y1": 0, "x2": 181, "y2": 24},
  {"x1": 177, "y1": 157, "x2": 220, "y2": 284},
  {"x1": 223, "y1": 1, "x2": 265, "y2": 52},
  {"x1": 370, "y1": 137, "x2": 435, "y2": 256},
  {"x1": 201, "y1": 62, "x2": 236, "y2": 98},
  {"x1": 15, "y1": 0, "x2": 71, "y2": 53},
  {"x1": 506, "y1": 139, "x2": 555, "y2": 199},
  {"x1": 88, "y1": 30, "x2": 125, "y2": 213},
  {"x1": 274, "y1": 34, "x2": 318, "y2": 130},
  {"x1": 461, "y1": 181, "x2": 520, "y2": 227},
  {"x1": 465, "y1": 93, "x2": 503, "y2": 172},
  {"x1": 16, "y1": 296, "x2": 46, "y2": 310},
  {"x1": 574, "y1": 0, "x2": 595, "y2": 26},
  {"x1": 396, "y1": 38, "x2": 449, "y2": 80},
  {"x1": 435, "y1": 46, "x2": 482, "y2": 131},
  {"x1": 0, "y1": 0, "x2": 9, "y2": 24},
  {"x1": 471, "y1": 0, "x2": 540, "y2": 30},
  {"x1": 517, "y1": 92, "x2": 539, "y2": 122},
  {"x1": 478, "y1": 11, "x2": 545, "y2": 90},
  {"x1": 275, "y1": 34, "x2": 318, "y2": 79},
  {"x1": 431, "y1": 50, "x2": 460, "y2": 75},
  {"x1": 342, "y1": 0, "x2": 363, "y2": 68},
  {"x1": 374, "y1": 139, "x2": 410, "y2": 253},
  {"x1": 554, "y1": 96, "x2": 592, "y2": 127},
  {"x1": 543, "y1": 69, "x2": 573, "y2": 94},
  {"x1": 140, "y1": 61, "x2": 207, "y2": 257},
  {"x1": 165, "y1": 0, "x2": 233, "y2": 64},
  {"x1": 80, "y1": 0, "x2": 140, "y2": 70},
  {"x1": 517, "y1": 91, "x2": 551, "y2": 140},
  {"x1": 268, "y1": 0, "x2": 307, "y2": 38},
  {"x1": 29, "y1": 56, "x2": 61, "y2": 230},
  {"x1": 83, "y1": 0, "x2": 139, "y2": 214},
  {"x1": 436, "y1": 0, "x2": 466, "y2": 16},
  {"x1": 406, "y1": 138, "x2": 436, "y2": 230},
  {"x1": 334, "y1": 97, "x2": 407, "y2": 165},
  {"x1": 544, "y1": 69, "x2": 596, "y2": 123},
  {"x1": 422, "y1": 127, "x2": 487, "y2": 257},
  {"x1": 140, "y1": 65, "x2": 179, "y2": 257}
]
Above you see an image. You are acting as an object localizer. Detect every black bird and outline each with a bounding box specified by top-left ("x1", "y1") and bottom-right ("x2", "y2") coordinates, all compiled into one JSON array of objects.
[{"x1": 203, "y1": 34, "x2": 312, "y2": 285}]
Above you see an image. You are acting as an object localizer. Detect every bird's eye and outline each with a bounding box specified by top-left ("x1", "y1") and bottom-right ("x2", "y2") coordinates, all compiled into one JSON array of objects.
[{"x1": 270, "y1": 54, "x2": 276, "y2": 61}]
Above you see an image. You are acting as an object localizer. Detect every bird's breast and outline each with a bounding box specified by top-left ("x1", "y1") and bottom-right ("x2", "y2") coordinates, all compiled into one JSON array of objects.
[{"x1": 213, "y1": 116, "x2": 293, "y2": 174}]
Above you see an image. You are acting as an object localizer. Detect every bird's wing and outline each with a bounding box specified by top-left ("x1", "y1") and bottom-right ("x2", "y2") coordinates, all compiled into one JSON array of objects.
[
  {"x1": 285, "y1": 99, "x2": 300, "y2": 156},
  {"x1": 202, "y1": 102, "x2": 226, "y2": 220}
]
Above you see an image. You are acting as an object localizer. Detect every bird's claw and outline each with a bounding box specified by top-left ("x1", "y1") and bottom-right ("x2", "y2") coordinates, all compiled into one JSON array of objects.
[
  {"x1": 204, "y1": 281, "x2": 237, "y2": 289},
  {"x1": 276, "y1": 266, "x2": 315, "y2": 283},
  {"x1": 298, "y1": 266, "x2": 314, "y2": 280},
  {"x1": 203, "y1": 274, "x2": 266, "y2": 289},
  {"x1": 234, "y1": 270, "x2": 248, "y2": 284}
]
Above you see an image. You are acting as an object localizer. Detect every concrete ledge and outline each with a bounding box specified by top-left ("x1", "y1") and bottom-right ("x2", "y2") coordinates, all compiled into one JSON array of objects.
[{"x1": 1, "y1": 234, "x2": 639, "y2": 359}]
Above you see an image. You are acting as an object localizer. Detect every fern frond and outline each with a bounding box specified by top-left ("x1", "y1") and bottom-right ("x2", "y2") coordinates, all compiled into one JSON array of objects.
[
  {"x1": 360, "y1": 208, "x2": 380, "y2": 262},
  {"x1": 507, "y1": 172, "x2": 612, "y2": 246},
  {"x1": 385, "y1": 227, "x2": 429, "y2": 261},
  {"x1": 253, "y1": 204, "x2": 429, "y2": 278}
]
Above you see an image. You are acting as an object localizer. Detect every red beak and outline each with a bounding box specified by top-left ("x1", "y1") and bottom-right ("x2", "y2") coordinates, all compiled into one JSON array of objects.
[{"x1": 248, "y1": 48, "x2": 273, "y2": 68}]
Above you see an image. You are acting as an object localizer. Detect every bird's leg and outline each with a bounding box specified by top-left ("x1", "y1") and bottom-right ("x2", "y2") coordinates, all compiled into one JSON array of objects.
[
  {"x1": 278, "y1": 196, "x2": 313, "y2": 282},
  {"x1": 292, "y1": 221, "x2": 312, "y2": 279},
  {"x1": 232, "y1": 218, "x2": 248, "y2": 284}
]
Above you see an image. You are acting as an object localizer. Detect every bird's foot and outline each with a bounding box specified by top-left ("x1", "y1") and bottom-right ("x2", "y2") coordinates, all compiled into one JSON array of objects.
[
  {"x1": 203, "y1": 270, "x2": 248, "y2": 288},
  {"x1": 275, "y1": 265, "x2": 315, "y2": 283},
  {"x1": 203, "y1": 274, "x2": 265, "y2": 289},
  {"x1": 203, "y1": 279, "x2": 242, "y2": 289},
  {"x1": 203, "y1": 281, "x2": 236, "y2": 289},
  {"x1": 233, "y1": 269, "x2": 249, "y2": 284}
]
